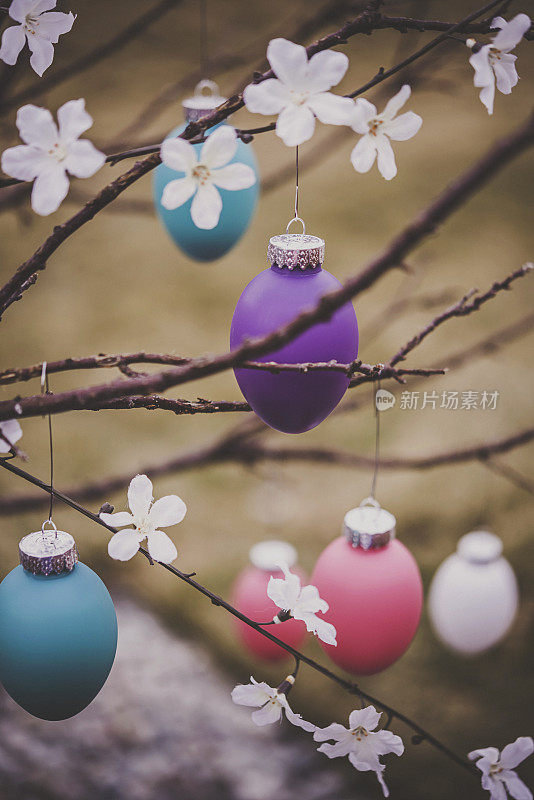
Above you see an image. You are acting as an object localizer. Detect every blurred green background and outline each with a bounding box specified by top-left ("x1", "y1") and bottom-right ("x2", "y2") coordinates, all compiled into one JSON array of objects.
[{"x1": 0, "y1": 1, "x2": 533, "y2": 798}]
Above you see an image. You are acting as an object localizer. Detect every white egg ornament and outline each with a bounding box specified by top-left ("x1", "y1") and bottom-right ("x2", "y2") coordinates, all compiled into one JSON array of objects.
[{"x1": 428, "y1": 530, "x2": 518, "y2": 656}]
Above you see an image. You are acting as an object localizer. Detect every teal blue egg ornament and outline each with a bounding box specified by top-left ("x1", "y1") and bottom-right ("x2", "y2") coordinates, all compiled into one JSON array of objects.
[
  {"x1": 153, "y1": 80, "x2": 259, "y2": 262},
  {"x1": 0, "y1": 523, "x2": 117, "y2": 720}
]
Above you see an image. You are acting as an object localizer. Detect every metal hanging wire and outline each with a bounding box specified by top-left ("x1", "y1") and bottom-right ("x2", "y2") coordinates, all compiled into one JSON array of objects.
[
  {"x1": 286, "y1": 146, "x2": 305, "y2": 234},
  {"x1": 40, "y1": 361, "x2": 55, "y2": 528},
  {"x1": 199, "y1": 0, "x2": 209, "y2": 78},
  {"x1": 370, "y1": 379, "x2": 382, "y2": 500}
]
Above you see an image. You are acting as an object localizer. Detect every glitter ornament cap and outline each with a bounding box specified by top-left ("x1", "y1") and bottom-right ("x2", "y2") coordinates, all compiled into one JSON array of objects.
[
  {"x1": 249, "y1": 540, "x2": 298, "y2": 571},
  {"x1": 343, "y1": 497, "x2": 396, "y2": 550},
  {"x1": 19, "y1": 523, "x2": 78, "y2": 576},
  {"x1": 456, "y1": 530, "x2": 503, "y2": 564},
  {"x1": 182, "y1": 79, "x2": 227, "y2": 122},
  {"x1": 268, "y1": 226, "x2": 325, "y2": 273}
]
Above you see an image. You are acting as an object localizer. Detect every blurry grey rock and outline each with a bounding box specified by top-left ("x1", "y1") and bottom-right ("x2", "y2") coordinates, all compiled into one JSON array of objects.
[{"x1": 0, "y1": 600, "x2": 366, "y2": 800}]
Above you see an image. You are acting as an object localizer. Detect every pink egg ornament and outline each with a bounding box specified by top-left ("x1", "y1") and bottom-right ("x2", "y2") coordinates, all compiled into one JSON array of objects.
[
  {"x1": 232, "y1": 541, "x2": 307, "y2": 661},
  {"x1": 311, "y1": 501, "x2": 422, "y2": 676}
]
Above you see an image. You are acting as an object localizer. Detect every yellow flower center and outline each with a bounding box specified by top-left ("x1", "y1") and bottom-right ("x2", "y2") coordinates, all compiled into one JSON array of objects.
[
  {"x1": 192, "y1": 164, "x2": 211, "y2": 185},
  {"x1": 368, "y1": 118, "x2": 383, "y2": 137},
  {"x1": 47, "y1": 142, "x2": 68, "y2": 162}
]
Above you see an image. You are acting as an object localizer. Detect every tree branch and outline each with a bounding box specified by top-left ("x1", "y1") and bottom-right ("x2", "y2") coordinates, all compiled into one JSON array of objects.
[
  {"x1": 1, "y1": 424, "x2": 532, "y2": 515},
  {"x1": 0, "y1": 0, "x2": 186, "y2": 114},
  {"x1": 1, "y1": 107, "x2": 532, "y2": 416},
  {"x1": 0, "y1": 455, "x2": 498, "y2": 776}
]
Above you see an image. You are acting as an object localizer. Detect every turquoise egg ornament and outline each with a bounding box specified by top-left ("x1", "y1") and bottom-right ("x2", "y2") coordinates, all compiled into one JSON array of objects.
[
  {"x1": 0, "y1": 525, "x2": 118, "y2": 721},
  {"x1": 153, "y1": 80, "x2": 260, "y2": 262}
]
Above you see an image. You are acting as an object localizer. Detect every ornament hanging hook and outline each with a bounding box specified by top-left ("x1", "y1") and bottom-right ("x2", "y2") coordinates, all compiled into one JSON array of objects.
[
  {"x1": 286, "y1": 146, "x2": 306, "y2": 235},
  {"x1": 194, "y1": 78, "x2": 220, "y2": 98},
  {"x1": 40, "y1": 361, "x2": 55, "y2": 536}
]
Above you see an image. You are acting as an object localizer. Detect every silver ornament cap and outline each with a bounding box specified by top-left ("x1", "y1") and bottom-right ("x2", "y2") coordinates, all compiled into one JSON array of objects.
[
  {"x1": 249, "y1": 540, "x2": 297, "y2": 571},
  {"x1": 268, "y1": 228, "x2": 325, "y2": 273},
  {"x1": 343, "y1": 497, "x2": 396, "y2": 550},
  {"x1": 182, "y1": 79, "x2": 227, "y2": 122},
  {"x1": 456, "y1": 530, "x2": 503, "y2": 565},
  {"x1": 19, "y1": 521, "x2": 78, "y2": 576}
]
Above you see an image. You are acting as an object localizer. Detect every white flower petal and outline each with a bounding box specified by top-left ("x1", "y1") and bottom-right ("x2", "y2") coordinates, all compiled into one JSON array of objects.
[
  {"x1": 375, "y1": 135, "x2": 397, "y2": 180},
  {"x1": 500, "y1": 738, "x2": 534, "y2": 770},
  {"x1": 469, "y1": 747, "x2": 500, "y2": 765},
  {"x1": 0, "y1": 420, "x2": 23, "y2": 452},
  {"x1": 231, "y1": 680, "x2": 273, "y2": 707},
  {"x1": 267, "y1": 564, "x2": 301, "y2": 610},
  {"x1": 296, "y1": 583, "x2": 328, "y2": 614},
  {"x1": 161, "y1": 176, "x2": 196, "y2": 210},
  {"x1": 470, "y1": 46, "x2": 493, "y2": 88},
  {"x1": 275, "y1": 103, "x2": 315, "y2": 146},
  {"x1": 64, "y1": 139, "x2": 105, "y2": 178},
  {"x1": 190, "y1": 182, "x2": 222, "y2": 229},
  {"x1": 374, "y1": 730, "x2": 405, "y2": 757},
  {"x1": 503, "y1": 772, "x2": 532, "y2": 800},
  {"x1": 373, "y1": 766, "x2": 390, "y2": 799},
  {"x1": 35, "y1": 11, "x2": 75, "y2": 42},
  {"x1": 243, "y1": 78, "x2": 291, "y2": 115},
  {"x1": 128, "y1": 474, "x2": 153, "y2": 519},
  {"x1": 349, "y1": 707, "x2": 382, "y2": 732},
  {"x1": 278, "y1": 696, "x2": 316, "y2": 732},
  {"x1": 314, "y1": 723, "x2": 351, "y2": 743},
  {"x1": 32, "y1": 0, "x2": 58, "y2": 14},
  {"x1": 149, "y1": 494, "x2": 187, "y2": 528},
  {"x1": 493, "y1": 54, "x2": 518, "y2": 94},
  {"x1": 299, "y1": 612, "x2": 337, "y2": 645},
  {"x1": 267, "y1": 38, "x2": 308, "y2": 89},
  {"x1": 210, "y1": 162, "x2": 256, "y2": 190},
  {"x1": 16, "y1": 104, "x2": 58, "y2": 147},
  {"x1": 351, "y1": 98, "x2": 378, "y2": 133},
  {"x1": 30, "y1": 163, "x2": 69, "y2": 215},
  {"x1": 8, "y1": 0, "x2": 37, "y2": 23},
  {"x1": 384, "y1": 111, "x2": 422, "y2": 141},
  {"x1": 99, "y1": 511, "x2": 135, "y2": 528},
  {"x1": 251, "y1": 701, "x2": 282, "y2": 726},
  {"x1": 317, "y1": 740, "x2": 353, "y2": 758},
  {"x1": 382, "y1": 84, "x2": 411, "y2": 121},
  {"x1": 201, "y1": 125, "x2": 237, "y2": 169},
  {"x1": 0, "y1": 24, "x2": 26, "y2": 66},
  {"x1": 160, "y1": 137, "x2": 197, "y2": 173},
  {"x1": 492, "y1": 14, "x2": 531, "y2": 52},
  {"x1": 57, "y1": 98, "x2": 93, "y2": 144},
  {"x1": 27, "y1": 33, "x2": 54, "y2": 76},
  {"x1": 1, "y1": 144, "x2": 49, "y2": 180},
  {"x1": 108, "y1": 529, "x2": 142, "y2": 561},
  {"x1": 350, "y1": 134, "x2": 376, "y2": 173},
  {"x1": 147, "y1": 530, "x2": 178, "y2": 563},
  {"x1": 479, "y1": 78, "x2": 496, "y2": 115},
  {"x1": 305, "y1": 48, "x2": 349, "y2": 92},
  {"x1": 306, "y1": 92, "x2": 354, "y2": 125}
]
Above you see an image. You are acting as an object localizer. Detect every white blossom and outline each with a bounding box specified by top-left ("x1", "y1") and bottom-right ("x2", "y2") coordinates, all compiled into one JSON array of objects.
[
  {"x1": 0, "y1": 419, "x2": 23, "y2": 453},
  {"x1": 468, "y1": 14, "x2": 531, "y2": 115},
  {"x1": 160, "y1": 125, "x2": 256, "y2": 230},
  {"x1": 350, "y1": 84, "x2": 422, "y2": 180},
  {"x1": 1, "y1": 99, "x2": 105, "y2": 216},
  {"x1": 267, "y1": 562, "x2": 337, "y2": 646},
  {"x1": 100, "y1": 474, "x2": 186, "y2": 564},
  {"x1": 243, "y1": 37, "x2": 354, "y2": 147},
  {"x1": 314, "y1": 706, "x2": 404, "y2": 797},
  {"x1": 0, "y1": 0, "x2": 75, "y2": 76},
  {"x1": 469, "y1": 737, "x2": 533, "y2": 800},
  {"x1": 231, "y1": 676, "x2": 315, "y2": 731}
]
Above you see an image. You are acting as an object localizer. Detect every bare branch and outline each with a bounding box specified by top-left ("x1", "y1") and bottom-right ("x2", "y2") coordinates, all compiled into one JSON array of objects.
[
  {"x1": 0, "y1": 452, "x2": 477, "y2": 776},
  {"x1": 1, "y1": 108, "x2": 532, "y2": 416},
  {"x1": 0, "y1": 0, "x2": 186, "y2": 114}
]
